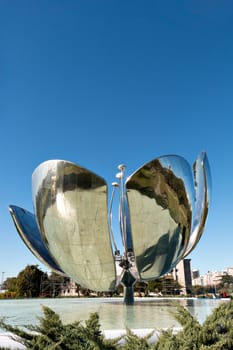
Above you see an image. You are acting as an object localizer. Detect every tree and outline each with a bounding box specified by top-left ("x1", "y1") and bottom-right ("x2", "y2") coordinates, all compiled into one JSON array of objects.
[
  {"x1": 192, "y1": 285, "x2": 208, "y2": 296},
  {"x1": 218, "y1": 274, "x2": 233, "y2": 298},
  {"x1": 218, "y1": 274, "x2": 233, "y2": 287},
  {"x1": 16, "y1": 265, "x2": 48, "y2": 297},
  {"x1": 146, "y1": 278, "x2": 163, "y2": 294},
  {"x1": 4, "y1": 277, "x2": 17, "y2": 292},
  {"x1": 40, "y1": 271, "x2": 68, "y2": 297}
]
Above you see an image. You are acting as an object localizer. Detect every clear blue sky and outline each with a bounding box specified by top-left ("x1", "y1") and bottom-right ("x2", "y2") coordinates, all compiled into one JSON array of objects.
[{"x1": 0, "y1": 1, "x2": 233, "y2": 280}]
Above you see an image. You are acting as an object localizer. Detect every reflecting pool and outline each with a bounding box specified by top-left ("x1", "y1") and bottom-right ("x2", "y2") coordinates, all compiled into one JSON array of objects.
[{"x1": 0, "y1": 297, "x2": 228, "y2": 332}]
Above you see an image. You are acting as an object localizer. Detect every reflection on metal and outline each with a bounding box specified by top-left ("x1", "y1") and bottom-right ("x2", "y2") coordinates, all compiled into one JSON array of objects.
[
  {"x1": 184, "y1": 152, "x2": 211, "y2": 256},
  {"x1": 32, "y1": 160, "x2": 116, "y2": 292},
  {"x1": 126, "y1": 155, "x2": 192, "y2": 281},
  {"x1": 9, "y1": 205, "x2": 64, "y2": 275},
  {"x1": 9, "y1": 152, "x2": 211, "y2": 304}
]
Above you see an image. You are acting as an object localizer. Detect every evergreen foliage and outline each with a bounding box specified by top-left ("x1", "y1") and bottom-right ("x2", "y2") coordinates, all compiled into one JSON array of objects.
[
  {"x1": 154, "y1": 300, "x2": 233, "y2": 350},
  {"x1": 122, "y1": 328, "x2": 155, "y2": 350},
  {"x1": 18, "y1": 265, "x2": 51, "y2": 298},
  {"x1": 0, "y1": 306, "x2": 119, "y2": 350},
  {"x1": 0, "y1": 300, "x2": 232, "y2": 349},
  {"x1": 199, "y1": 299, "x2": 233, "y2": 349}
]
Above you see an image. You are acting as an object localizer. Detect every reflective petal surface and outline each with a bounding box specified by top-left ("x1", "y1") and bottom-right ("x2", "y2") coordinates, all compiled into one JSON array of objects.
[
  {"x1": 8, "y1": 205, "x2": 64, "y2": 274},
  {"x1": 184, "y1": 152, "x2": 211, "y2": 256},
  {"x1": 32, "y1": 160, "x2": 116, "y2": 291},
  {"x1": 8, "y1": 152, "x2": 211, "y2": 300},
  {"x1": 126, "y1": 155, "x2": 194, "y2": 280}
]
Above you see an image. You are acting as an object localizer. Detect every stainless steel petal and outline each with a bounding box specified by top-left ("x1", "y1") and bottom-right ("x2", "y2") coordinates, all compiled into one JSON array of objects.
[
  {"x1": 32, "y1": 160, "x2": 116, "y2": 291},
  {"x1": 184, "y1": 152, "x2": 211, "y2": 257},
  {"x1": 126, "y1": 155, "x2": 194, "y2": 280},
  {"x1": 8, "y1": 205, "x2": 64, "y2": 275}
]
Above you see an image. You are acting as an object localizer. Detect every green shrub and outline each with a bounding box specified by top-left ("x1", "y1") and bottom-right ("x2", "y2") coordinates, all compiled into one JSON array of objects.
[
  {"x1": 0, "y1": 306, "x2": 118, "y2": 350},
  {"x1": 154, "y1": 300, "x2": 233, "y2": 350}
]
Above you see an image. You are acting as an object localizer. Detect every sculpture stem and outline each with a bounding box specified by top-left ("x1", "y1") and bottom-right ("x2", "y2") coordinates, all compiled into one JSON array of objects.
[
  {"x1": 123, "y1": 285, "x2": 135, "y2": 305},
  {"x1": 121, "y1": 270, "x2": 136, "y2": 305}
]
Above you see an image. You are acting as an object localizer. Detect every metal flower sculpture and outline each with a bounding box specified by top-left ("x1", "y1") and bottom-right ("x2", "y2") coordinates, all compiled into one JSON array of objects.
[{"x1": 9, "y1": 152, "x2": 211, "y2": 303}]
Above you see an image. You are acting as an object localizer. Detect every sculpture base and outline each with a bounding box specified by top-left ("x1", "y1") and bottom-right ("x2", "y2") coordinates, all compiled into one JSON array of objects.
[
  {"x1": 123, "y1": 285, "x2": 135, "y2": 305},
  {"x1": 121, "y1": 270, "x2": 136, "y2": 305}
]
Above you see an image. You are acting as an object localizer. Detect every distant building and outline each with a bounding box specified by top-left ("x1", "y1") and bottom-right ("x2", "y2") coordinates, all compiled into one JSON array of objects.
[
  {"x1": 192, "y1": 269, "x2": 203, "y2": 286},
  {"x1": 192, "y1": 269, "x2": 200, "y2": 279},
  {"x1": 203, "y1": 271, "x2": 226, "y2": 287},
  {"x1": 60, "y1": 279, "x2": 81, "y2": 297},
  {"x1": 227, "y1": 267, "x2": 233, "y2": 276},
  {"x1": 188, "y1": 267, "x2": 233, "y2": 290},
  {"x1": 174, "y1": 259, "x2": 192, "y2": 294},
  {"x1": 192, "y1": 275, "x2": 204, "y2": 286}
]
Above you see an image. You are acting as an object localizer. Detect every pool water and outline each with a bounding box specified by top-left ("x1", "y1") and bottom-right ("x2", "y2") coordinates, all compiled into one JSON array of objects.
[{"x1": 0, "y1": 297, "x2": 228, "y2": 331}]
